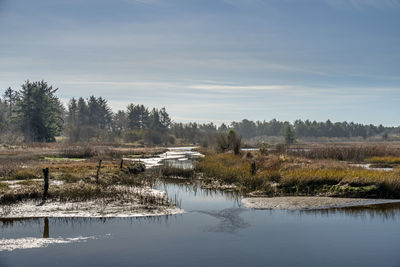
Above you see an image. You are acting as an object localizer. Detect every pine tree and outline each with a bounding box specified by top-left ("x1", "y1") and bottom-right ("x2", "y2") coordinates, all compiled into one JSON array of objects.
[
  {"x1": 3, "y1": 87, "x2": 17, "y2": 118},
  {"x1": 16, "y1": 81, "x2": 63, "y2": 142},
  {"x1": 284, "y1": 125, "x2": 296, "y2": 145}
]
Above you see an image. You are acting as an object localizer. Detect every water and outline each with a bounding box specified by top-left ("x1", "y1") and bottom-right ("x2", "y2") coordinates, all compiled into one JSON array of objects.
[{"x1": 2, "y1": 148, "x2": 400, "y2": 267}]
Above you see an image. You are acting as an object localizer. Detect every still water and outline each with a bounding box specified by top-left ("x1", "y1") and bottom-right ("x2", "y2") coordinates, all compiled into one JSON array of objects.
[{"x1": 1, "y1": 148, "x2": 400, "y2": 267}]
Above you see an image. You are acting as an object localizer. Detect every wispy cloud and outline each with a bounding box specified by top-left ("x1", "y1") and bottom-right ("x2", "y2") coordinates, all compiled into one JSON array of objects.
[
  {"x1": 324, "y1": 0, "x2": 400, "y2": 9},
  {"x1": 187, "y1": 84, "x2": 294, "y2": 91}
]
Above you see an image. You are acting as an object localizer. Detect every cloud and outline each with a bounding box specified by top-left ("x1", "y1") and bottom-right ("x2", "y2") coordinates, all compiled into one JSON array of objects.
[
  {"x1": 187, "y1": 84, "x2": 294, "y2": 91},
  {"x1": 324, "y1": 0, "x2": 400, "y2": 9}
]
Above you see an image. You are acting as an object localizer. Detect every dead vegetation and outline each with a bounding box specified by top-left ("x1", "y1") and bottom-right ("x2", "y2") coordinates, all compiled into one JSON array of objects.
[
  {"x1": 0, "y1": 144, "x2": 170, "y2": 208},
  {"x1": 195, "y1": 144, "x2": 400, "y2": 198}
]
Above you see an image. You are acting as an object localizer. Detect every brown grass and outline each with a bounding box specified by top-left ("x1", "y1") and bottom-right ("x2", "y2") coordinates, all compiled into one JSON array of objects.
[
  {"x1": 195, "y1": 151, "x2": 400, "y2": 198},
  {"x1": 286, "y1": 143, "x2": 400, "y2": 161}
]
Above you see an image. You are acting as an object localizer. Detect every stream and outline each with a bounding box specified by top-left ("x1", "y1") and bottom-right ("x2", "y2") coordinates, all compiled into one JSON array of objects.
[{"x1": 1, "y1": 147, "x2": 400, "y2": 267}]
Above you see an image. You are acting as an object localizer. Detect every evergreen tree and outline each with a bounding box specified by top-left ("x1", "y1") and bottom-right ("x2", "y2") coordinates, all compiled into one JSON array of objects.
[
  {"x1": 16, "y1": 81, "x2": 63, "y2": 142},
  {"x1": 159, "y1": 107, "x2": 171, "y2": 129},
  {"x1": 113, "y1": 110, "x2": 128, "y2": 136},
  {"x1": 67, "y1": 97, "x2": 78, "y2": 125},
  {"x1": 284, "y1": 125, "x2": 296, "y2": 145},
  {"x1": 3, "y1": 87, "x2": 17, "y2": 118},
  {"x1": 77, "y1": 97, "x2": 88, "y2": 126},
  {"x1": 0, "y1": 99, "x2": 8, "y2": 132}
]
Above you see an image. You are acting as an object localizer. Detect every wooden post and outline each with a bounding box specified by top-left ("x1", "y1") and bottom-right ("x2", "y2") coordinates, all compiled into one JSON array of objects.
[
  {"x1": 96, "y1": 160, "x2": 102, "y2": 184},
  {"x1": 120, "y1": 159, "x2": 123, "y2": 169},
  {"x1": 42, "y1": 168, "x2": 49, "y2": 200},
  {"x1": 251, "y1": 161, "x2": 256, "y2": 176}
]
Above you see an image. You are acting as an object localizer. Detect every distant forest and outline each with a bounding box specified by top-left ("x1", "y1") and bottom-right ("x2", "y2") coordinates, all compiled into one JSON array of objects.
[{"x1": 0, "y1": 81, "x2": 399, "y2": 144}]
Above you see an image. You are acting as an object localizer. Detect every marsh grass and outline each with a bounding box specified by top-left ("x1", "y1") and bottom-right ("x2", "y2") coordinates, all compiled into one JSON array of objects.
[
  {"x1": 287, "y1": 144, "x2": 400, "y2": 161},
  {"x1": 365, "y1": 156, "x2": 400, "y2": 164},
  {"x1": 161, "y1": 164, "x2": 195, "y2": 178},
  {"x1": 0, "y1": 175, "x2": 166, "y2": 206},
  {"x1": 10, "y1": 169, "x2": 40, "y2": 180},
  {"x1": 0, "y1": 182, "x2": 9, "y2": 191},
  {"x1": 195, "y1": 152, "x2": 400, "y2": 198},
  {"x1": 195, "y1": 153, "x2": 251, "y2": 184}
]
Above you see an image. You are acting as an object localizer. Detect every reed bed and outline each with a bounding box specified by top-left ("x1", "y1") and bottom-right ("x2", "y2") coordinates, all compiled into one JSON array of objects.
[
  {"x1": 287, "y1": 143, "x2": 400, "y2": 161},
  {"x1": 161, "y1": 164, "x2": 195, "y2": 178},
  {"x1": 195, "y1": 152, "x2": 400, "y2": 198},
  {"x1": 0, "y1": 182, "x2": 169, "y2": 206},
  {"x1": 365, "y1": 156, "x2": 400, "y2": 164}
]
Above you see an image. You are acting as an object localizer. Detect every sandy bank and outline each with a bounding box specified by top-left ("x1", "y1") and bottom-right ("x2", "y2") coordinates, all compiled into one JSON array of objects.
[
  {"x1": 0, "y1": 235, "x2": 108, "y2": 252},
  {"x1": 0, "y1": 199, "x2": 183, "y2": 218},
  {"x1": 242, "y1": 197, "x2": 400, "y2": 210},
  {"x1": 0, "y1": 187, "x2": 184, "y2": 218}
]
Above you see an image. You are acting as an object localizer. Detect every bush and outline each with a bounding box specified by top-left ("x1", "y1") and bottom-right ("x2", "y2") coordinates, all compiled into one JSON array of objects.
[{"x1": 216, "y1": 130, "x2": 242, "y2": 155}]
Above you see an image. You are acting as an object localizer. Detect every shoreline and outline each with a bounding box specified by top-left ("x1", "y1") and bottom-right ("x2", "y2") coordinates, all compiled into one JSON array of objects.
[
  {"x1": 241, "y1": 196, "x2": 400, "y2": 210},
  {"x1": 0, "y1": 199, "x2": 184, "y2": 219}
]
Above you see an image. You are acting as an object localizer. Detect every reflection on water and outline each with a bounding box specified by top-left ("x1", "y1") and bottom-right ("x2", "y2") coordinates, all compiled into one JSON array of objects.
[
  {"x1": 195, "y1": 208, "x2": 250, "y2": 233},
  {"x1": 300, "y1": 202, "x2": 400, "y2": 221},
  {"x1": 43, "y1": 218, "x2": 49, "y2": 238}
]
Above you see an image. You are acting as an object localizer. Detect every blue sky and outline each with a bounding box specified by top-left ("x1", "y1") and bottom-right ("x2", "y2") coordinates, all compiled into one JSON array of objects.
[{"x1": 0, "y1": 0, "x2": 399, "y2": 125}]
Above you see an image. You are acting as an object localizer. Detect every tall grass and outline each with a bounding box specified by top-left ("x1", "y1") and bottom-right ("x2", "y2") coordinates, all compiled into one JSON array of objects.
[
  {"x1": 195, "y1": 152, "x2": 400, "y2": 198},
  {"x1": 365, "y1": 156, "x2": 400, "y2": 164},
  {"x1": 161, "y1": 164, "x2": 195, "y2": 178},
  {"x1": 195, "y1": 153, "x2": 251, "y2": 184},
  {"x1": 287, "y1": 144, "x2": 400, "y2": 162}
]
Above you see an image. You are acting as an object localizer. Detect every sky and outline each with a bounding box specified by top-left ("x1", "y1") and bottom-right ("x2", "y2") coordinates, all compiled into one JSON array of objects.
[{"x1": 0, "y1": 0, "x2": 399, "y2": 126}]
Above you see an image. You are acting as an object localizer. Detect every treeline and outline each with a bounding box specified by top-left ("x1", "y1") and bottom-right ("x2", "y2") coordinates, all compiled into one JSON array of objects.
[
  {"x1": 229, "y1": 119, "x2": 398, "y2": 140},
  {"x1": 0, "y1": 80, "x2": 218, "y2": 145},
  {"x1": 0, "y1": 81, "x2": 398, "y2": 144},
  {"x1": 65, "y1": 96, "x2": 172, "y2": 144}
]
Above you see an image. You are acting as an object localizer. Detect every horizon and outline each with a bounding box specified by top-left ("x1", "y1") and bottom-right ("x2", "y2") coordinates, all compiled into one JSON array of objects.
[{"x1": 1, "y1": 0, "x2": 399, "y2": 126}]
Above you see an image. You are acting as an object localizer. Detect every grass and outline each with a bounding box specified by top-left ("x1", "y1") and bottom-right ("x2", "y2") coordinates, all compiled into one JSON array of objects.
[
  {"x1": 10, "y1": 169, "x2": 40, "y2": 180},
  {"x1": 287, "y1": 143, "x2": 400, "y2": 162},
  {"x1": 44, "y1": 157, "x2": 86, "y2": 162},
  {"x1": 365, "y1": 156, "x2": 400, "y2": 164},
  {"x1": 0, "y1": 170, "x2": 163, "y2": 206},
  {"x1": 0, "y1": 182, "x2": 9, "y2": 191},
  {"x1": 195, "y1": 152, "x2": 400, "y2": 198},
  {"x1": 195, "y1": 153, "x2": 251, "y2": 184},
  {"x1": 161, "y1": 164, "x2": 195, "y2": 178}
]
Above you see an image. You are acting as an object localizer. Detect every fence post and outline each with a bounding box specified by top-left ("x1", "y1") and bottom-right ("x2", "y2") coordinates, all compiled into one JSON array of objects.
[
  {"x1": 96, "y1": 160, "x2": 102, "y2": 184},
  {"x1": 42, "y1": 168, "x2": 49, "y2": 200},
  {"x1": 251, "y1": 161, "x2": 256, "y2": 175},
  {"x1": 120, "y1": 159, "x2": 123, "y2": 169}
]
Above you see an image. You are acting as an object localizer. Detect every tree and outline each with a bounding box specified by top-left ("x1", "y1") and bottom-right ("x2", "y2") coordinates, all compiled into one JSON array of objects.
[
  {"x1": 0, "y1": 99, "x2": 8, "y2": 132},
  {"x1": 16, "y1": 81, "x2": 63, "y2": 142},
  {"x1": 113, "y1": 110, "x2": 128, "y2": 136},
  {"x1": 228, "y1": 129, "x2": 242, "y2": 155},
  {"x1": 217, "y1": 129, "x2": 242, "y2": 154},
  {"x1": 3, "y1": 87, "x2": 17, "y2": 118},
  {"x1": 159, "y1": 107, "x2": 171, "y2": 129},
  {"x1": 284, "y1": 125, "x2": 296, "y2": 145},
  {"x1": 127, "y1": 104, "x2": 150, "y2": 129},
  {"x1": 67, "y1": 98, "x2": 78, "y2": 125},
  {"x1": 218, "y1": 123, "x2": 228, "y2": 133}
]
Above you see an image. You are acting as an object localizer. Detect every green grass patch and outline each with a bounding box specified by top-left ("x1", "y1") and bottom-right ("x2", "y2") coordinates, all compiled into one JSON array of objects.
[
  {"x1": 0, "y1": 182, "x2": 9, "y2": 191},
  {"x1": 365, "y1": 156, "x2": 400, "y2": 164},
  {"x1": 44, "y1": 157, "x2": 86, "y2": 162}
]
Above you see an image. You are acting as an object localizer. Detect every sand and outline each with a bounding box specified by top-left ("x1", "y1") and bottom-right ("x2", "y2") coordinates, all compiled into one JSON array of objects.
[{"x1": 241, "y1": 196, "x2": 400, "y2": 210}]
